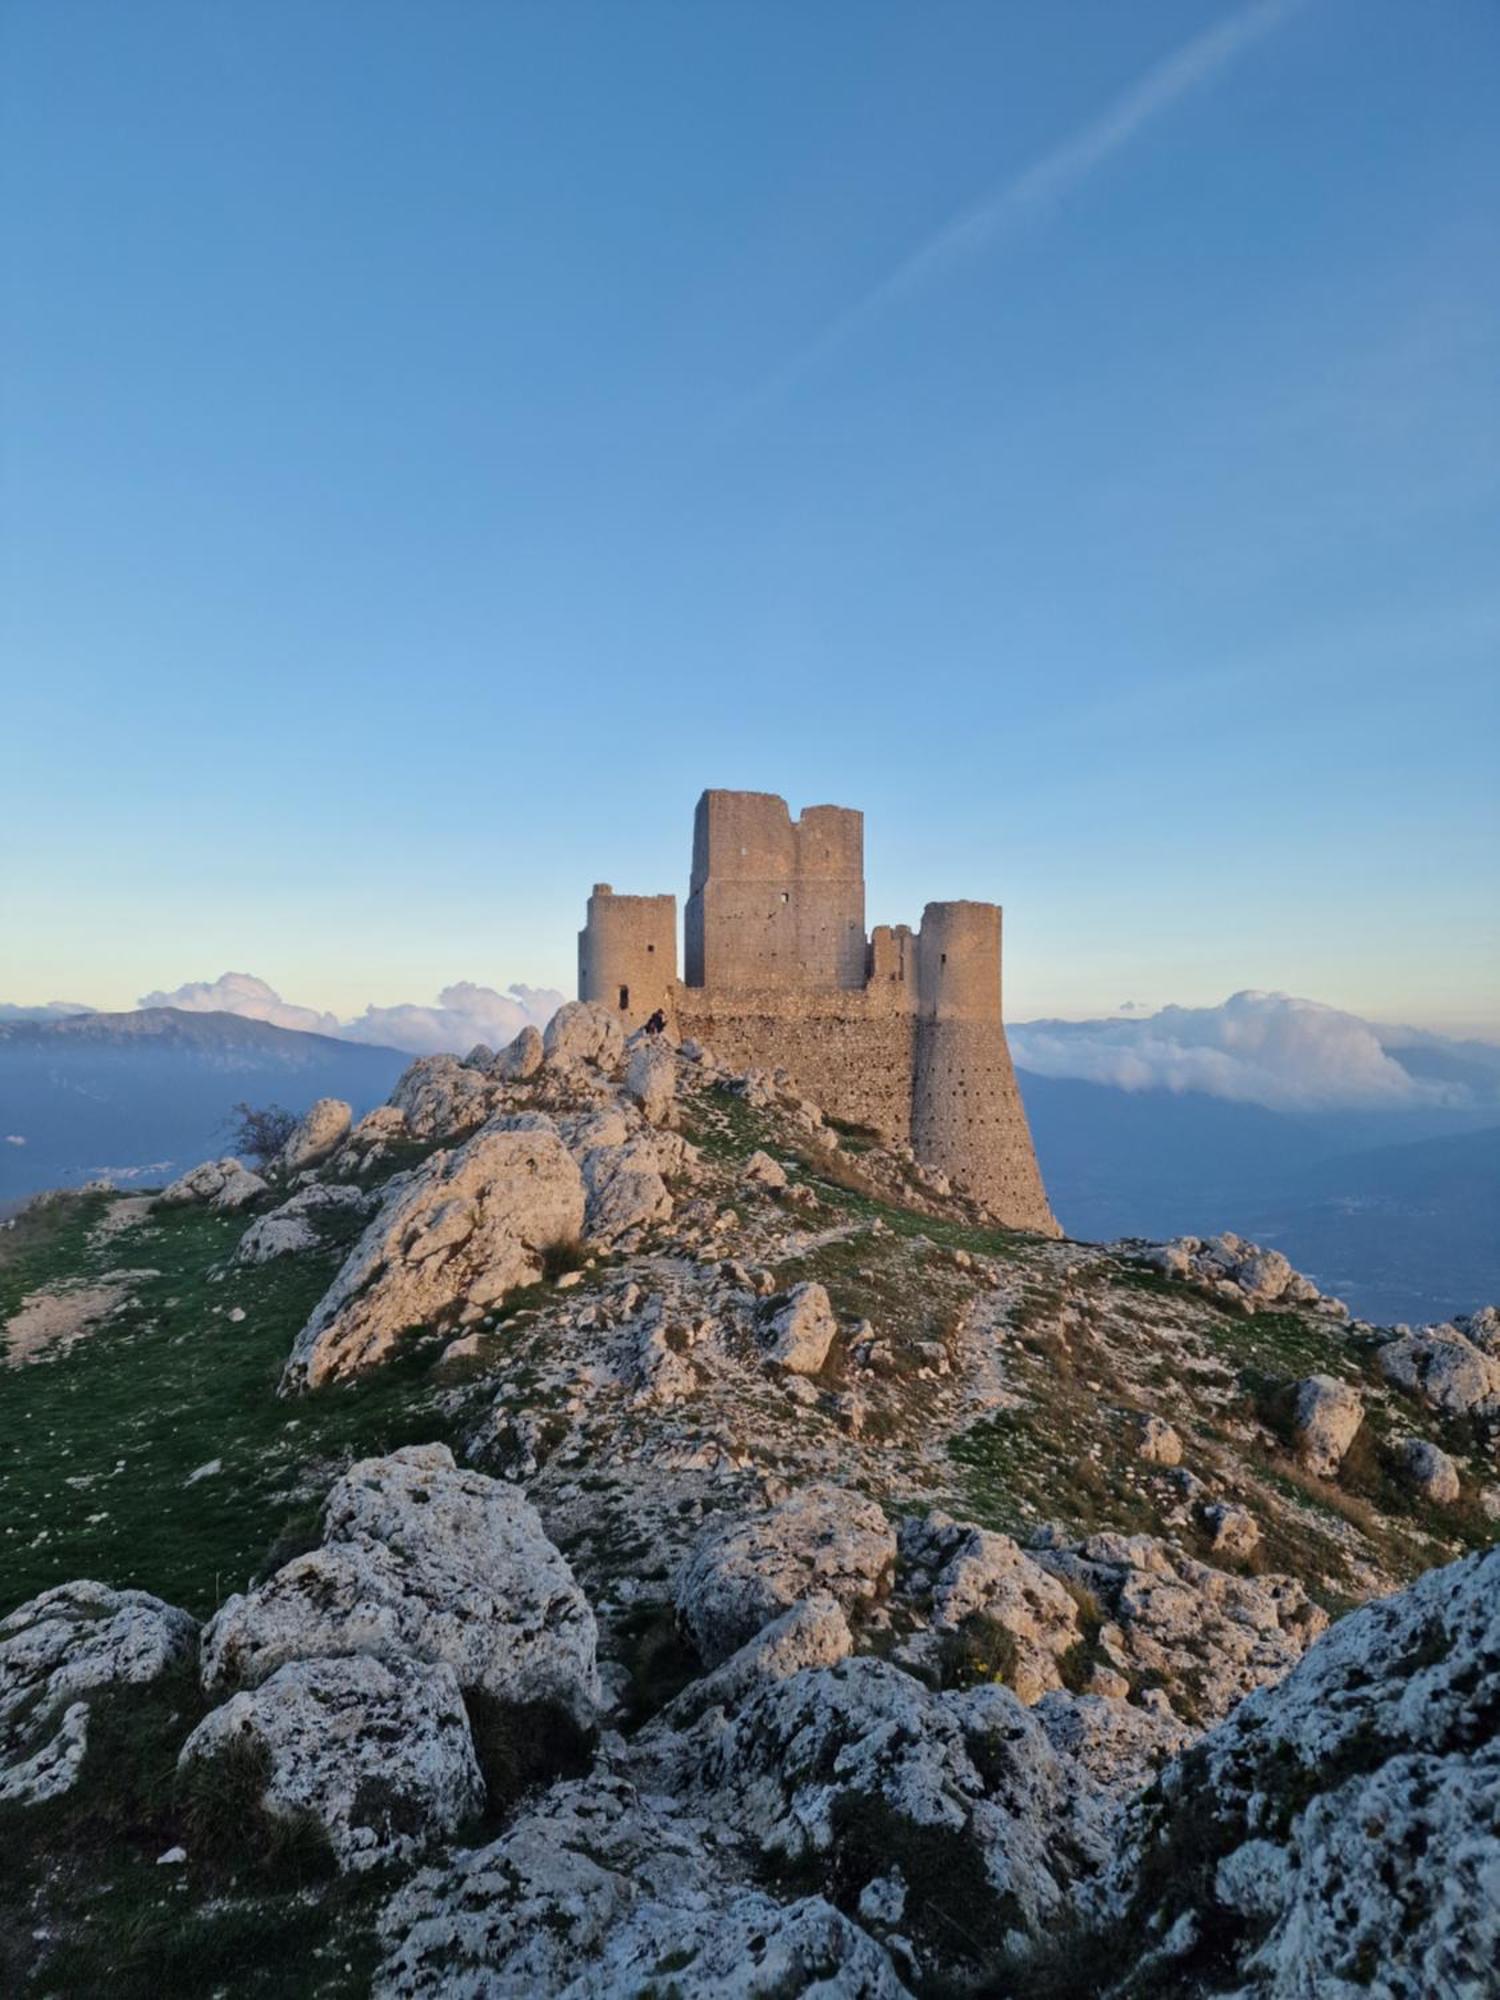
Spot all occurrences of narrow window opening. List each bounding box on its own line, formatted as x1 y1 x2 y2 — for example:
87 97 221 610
618 985 630 1011
647 942 655 953
941 952 948 966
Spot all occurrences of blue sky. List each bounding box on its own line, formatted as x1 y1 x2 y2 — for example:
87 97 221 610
3 0 1497 1032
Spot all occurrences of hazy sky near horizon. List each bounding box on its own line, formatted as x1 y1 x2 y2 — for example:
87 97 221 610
3 1 1497 1034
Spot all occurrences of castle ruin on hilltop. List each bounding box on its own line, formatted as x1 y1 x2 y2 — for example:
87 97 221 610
577 790 1058 1235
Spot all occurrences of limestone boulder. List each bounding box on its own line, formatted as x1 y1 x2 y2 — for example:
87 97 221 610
760 1281 838 1375
742 1149 789 1190
158 1157 268 1212
179 1653 483 1873
1202 1500 1261 1560
687 1657 1117 1949
897 1513 1084 1703
1291 1374 1365 1477
1378 1324 1500 1417
277 1097 351 1174
624 1036 677 1125
281 1120 585 1389
1033 1531 1326 1727
389 1056 499 1143
1397 1436 1462 1504
234 1181 365 1265
1135 1415 1182 1466
1103 1548 1500 1999
494 1024 543 1080
0 1580 197 1805
675 1483 896 1666
543 1001 626 1074
580 1137 673 1246
201 1443 601 1727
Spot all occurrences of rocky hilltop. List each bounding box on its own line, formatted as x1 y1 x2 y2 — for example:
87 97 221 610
1 1004 1495 1996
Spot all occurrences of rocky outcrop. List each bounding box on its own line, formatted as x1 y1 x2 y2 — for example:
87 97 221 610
624 1037 677 1126
895 1513 1084 1703
579 1136 673 1246
389 1056 500 1143
1141 1232 1328 1310
1099 1548 1500 1999
675 1483 897 1665
1032 1531 1326 1726
201 1444 600 1726
543 1001 625 1074
493 1024 543 1080
233 1181 366 1264
282 1121 586 1388
1378 1323 1500 1417
277 1098 351 1175
1291 1373 1365 1477
0 1581 196 1805
1396 1435 1462 1503
760 1280 838 1375
158 1157 268 1212
179 1653 483 1873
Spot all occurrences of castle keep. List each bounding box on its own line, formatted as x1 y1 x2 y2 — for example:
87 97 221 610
578 790 1058 1235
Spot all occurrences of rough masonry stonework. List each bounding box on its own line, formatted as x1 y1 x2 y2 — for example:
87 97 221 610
577 789 1058 1234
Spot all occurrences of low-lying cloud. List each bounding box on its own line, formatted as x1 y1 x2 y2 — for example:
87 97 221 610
1009 991 1477 1113
136 972 564 1057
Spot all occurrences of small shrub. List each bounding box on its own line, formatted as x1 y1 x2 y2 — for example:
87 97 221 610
462 1692 593 1818
177 1732 336 1888
541 1235 588 1281
223 1102 298 1170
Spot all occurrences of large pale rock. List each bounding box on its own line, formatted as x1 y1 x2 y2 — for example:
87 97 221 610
1142 1233 1323 1308
760 1281 838 1375
1104 1548 1500 1999
1378 1325 1500 1417
234 1181 365 1265
389 1056 499 1142
897 1513 1083 1703
201 1443 601 1726
179 1653 483 1873
282 1121 585 1389
277 1097 351 1174
624 1037 676 1125
1292 1374 1365 1477
580 1137 673 1246
1034 1531 1326 1727
690 1657 1117 1949
676 1484 896 1665
742 1149 789 1190
493 1024 543 1080
0 1580 196 1805
543 1001 626 1073
158 1157 268 1212
1397 1436 1462 1504
1135 1414 1183 1466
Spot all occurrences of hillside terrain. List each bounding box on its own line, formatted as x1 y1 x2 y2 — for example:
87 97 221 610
0 1010 1495 1995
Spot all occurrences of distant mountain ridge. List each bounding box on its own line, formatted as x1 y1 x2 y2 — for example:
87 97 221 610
0 1008 409 1204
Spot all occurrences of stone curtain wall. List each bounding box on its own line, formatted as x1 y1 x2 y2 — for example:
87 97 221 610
675 988 919 1143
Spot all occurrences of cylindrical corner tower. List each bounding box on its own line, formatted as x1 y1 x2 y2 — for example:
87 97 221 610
912 901 1059 1235
578 885 678 1031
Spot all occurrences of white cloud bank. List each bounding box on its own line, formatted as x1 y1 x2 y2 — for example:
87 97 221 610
136 972 564 1057
1008 991 1480 1113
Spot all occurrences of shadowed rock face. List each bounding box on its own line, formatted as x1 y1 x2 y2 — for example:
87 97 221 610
1089 1547 1500 2000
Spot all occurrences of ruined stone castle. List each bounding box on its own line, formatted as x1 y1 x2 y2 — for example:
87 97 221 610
578 790 1058 1235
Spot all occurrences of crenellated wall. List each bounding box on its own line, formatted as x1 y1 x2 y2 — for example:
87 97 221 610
576 791 1058 1234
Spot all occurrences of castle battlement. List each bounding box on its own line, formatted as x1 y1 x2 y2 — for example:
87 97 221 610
578 790 1058 1234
